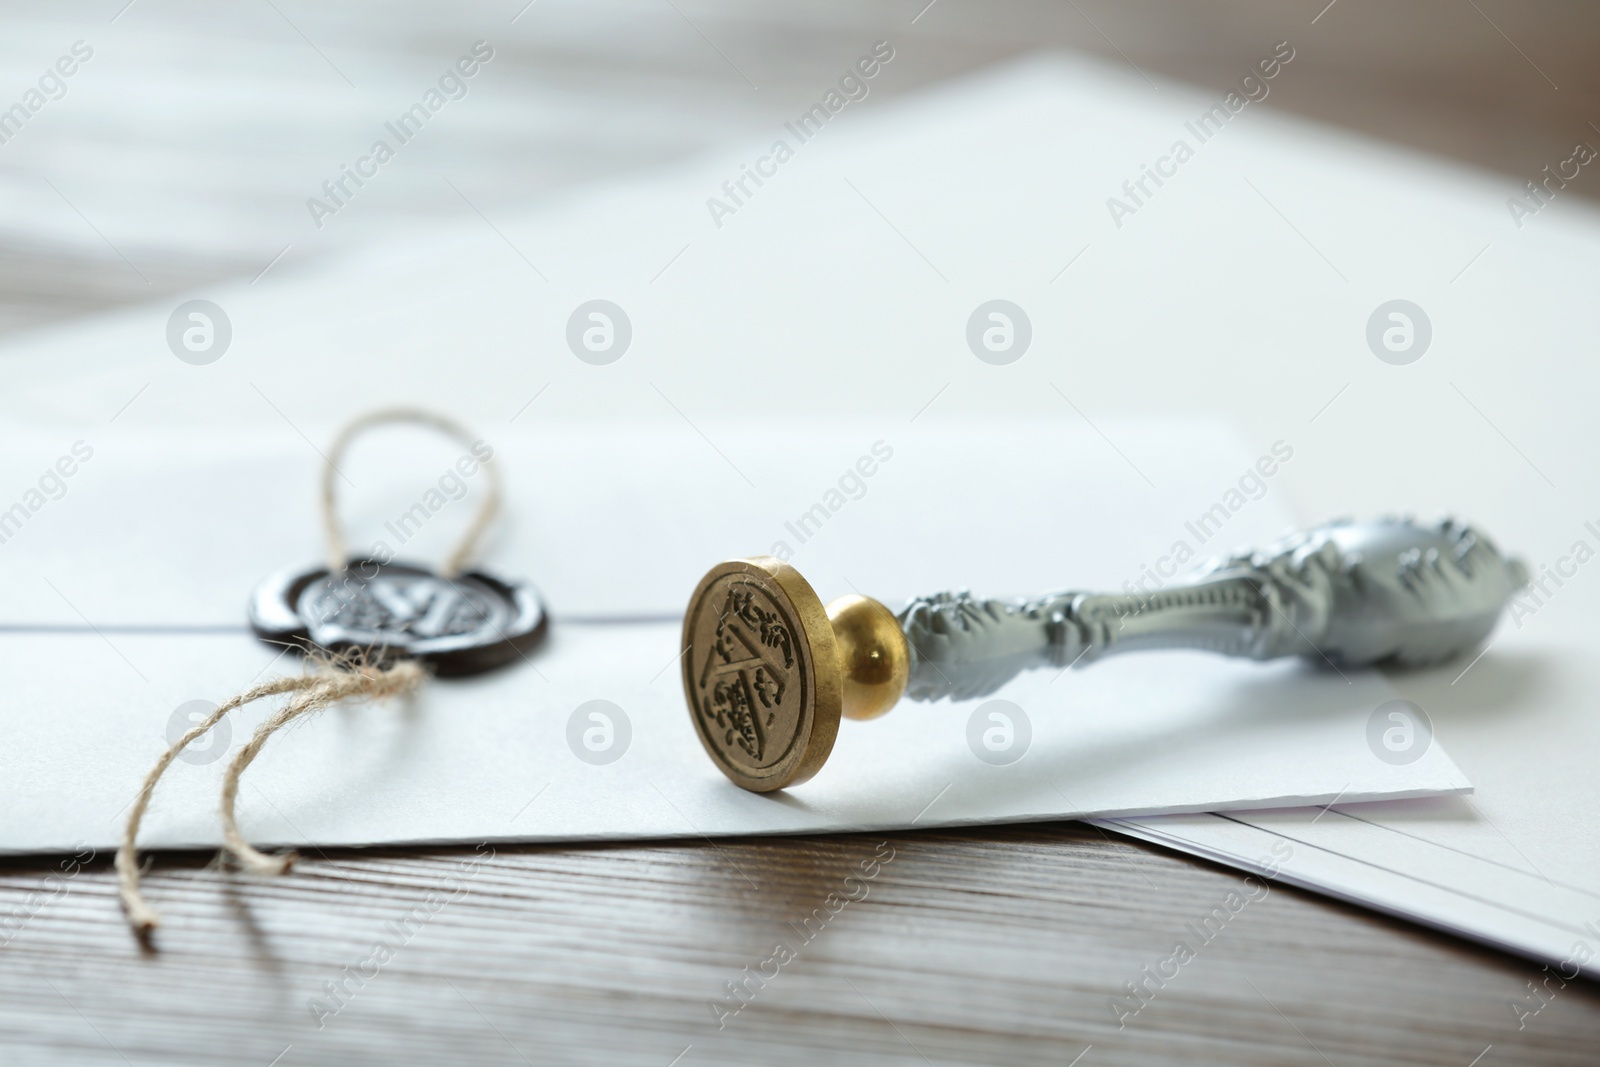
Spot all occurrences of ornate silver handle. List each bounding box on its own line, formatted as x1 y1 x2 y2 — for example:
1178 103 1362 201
898 517 1529 701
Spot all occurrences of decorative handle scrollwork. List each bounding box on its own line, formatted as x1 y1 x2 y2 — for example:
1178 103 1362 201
899 518 1528 702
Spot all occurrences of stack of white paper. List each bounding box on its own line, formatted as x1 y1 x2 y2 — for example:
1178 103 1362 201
1102 616 1600 979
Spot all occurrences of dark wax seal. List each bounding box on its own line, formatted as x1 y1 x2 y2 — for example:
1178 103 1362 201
248 559 547 677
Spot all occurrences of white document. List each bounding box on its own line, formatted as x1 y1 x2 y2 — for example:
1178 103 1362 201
1101 620 1600 980
0 421 1471 855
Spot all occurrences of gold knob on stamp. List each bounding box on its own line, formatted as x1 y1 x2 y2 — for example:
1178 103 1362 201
827 594 910 722
681 557 909 792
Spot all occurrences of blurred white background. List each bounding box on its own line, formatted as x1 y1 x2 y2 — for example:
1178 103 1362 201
2 0 1596 332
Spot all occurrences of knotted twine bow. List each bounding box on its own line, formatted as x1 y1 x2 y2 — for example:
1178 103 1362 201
117 408 501 933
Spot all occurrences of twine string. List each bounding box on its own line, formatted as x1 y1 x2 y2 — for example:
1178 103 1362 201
117 659 426 932
320 407 502 578
116 674 311 931
218 661 426 876
119 407 494 934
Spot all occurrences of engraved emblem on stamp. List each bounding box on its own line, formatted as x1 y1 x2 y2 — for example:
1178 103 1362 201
682 518 1528 792
682 558 841 792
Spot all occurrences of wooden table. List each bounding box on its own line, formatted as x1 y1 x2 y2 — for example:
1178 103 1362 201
3 2 1598 1063
5 826 1599 1065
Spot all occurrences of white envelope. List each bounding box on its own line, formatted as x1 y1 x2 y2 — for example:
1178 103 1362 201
0 421 1470 855
0 418 1312 625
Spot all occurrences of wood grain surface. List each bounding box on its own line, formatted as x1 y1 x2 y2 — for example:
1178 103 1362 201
3 827 1599 1066
3 2 1600 1064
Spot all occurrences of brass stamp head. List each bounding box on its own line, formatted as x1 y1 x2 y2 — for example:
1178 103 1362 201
681 558 908 792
